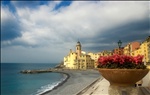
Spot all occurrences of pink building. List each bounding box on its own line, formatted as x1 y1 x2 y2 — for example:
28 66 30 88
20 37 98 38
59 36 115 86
130 41 140 52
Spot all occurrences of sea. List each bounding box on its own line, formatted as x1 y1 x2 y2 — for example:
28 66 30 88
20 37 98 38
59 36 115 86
1 63 67 95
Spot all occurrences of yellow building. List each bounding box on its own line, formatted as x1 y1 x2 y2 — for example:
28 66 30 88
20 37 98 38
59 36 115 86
87 51 113 68
131 48 141 56
147 36 150 64
87 52 100 61
101 50 113 56
124 43 131 55
131 36 150 63
64 41 94 69
124 42 140 56
87 52 101 68
143 36 150 63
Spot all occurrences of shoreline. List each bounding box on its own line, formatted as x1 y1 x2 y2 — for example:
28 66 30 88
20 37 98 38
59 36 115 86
40 71 70 95
43 69 100 95
20 68 101 95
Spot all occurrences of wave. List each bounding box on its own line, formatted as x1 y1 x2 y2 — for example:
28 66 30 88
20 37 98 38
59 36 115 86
33 74 68 95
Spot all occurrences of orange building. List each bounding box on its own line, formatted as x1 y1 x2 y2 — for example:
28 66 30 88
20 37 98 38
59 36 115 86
113 47 124 55
130 42 140 52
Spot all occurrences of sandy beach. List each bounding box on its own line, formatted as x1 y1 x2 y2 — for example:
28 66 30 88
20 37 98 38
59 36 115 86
43 69 101 95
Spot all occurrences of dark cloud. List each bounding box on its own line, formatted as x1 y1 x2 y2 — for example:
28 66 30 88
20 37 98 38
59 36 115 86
104 19 148 40
80 18 150 52
98 18 149 40
1 17 22 41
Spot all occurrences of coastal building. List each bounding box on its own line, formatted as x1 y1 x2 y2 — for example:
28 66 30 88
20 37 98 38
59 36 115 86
131 48 141 56
131 36 150 64
140 36 150 63
101 50 113 56
147 36 150 64
113 47 124 55
123 42 140 55
87 52 101 68
64 36 150 69
87 50 113 68
131 42 141 51
123 43 131 55
64 41 94 69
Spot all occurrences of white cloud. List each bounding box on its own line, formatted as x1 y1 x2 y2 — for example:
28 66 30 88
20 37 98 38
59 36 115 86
1 6 13 21
1 1 149 63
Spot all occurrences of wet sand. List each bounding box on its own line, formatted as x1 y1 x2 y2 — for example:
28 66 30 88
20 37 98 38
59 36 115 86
43 69 101 95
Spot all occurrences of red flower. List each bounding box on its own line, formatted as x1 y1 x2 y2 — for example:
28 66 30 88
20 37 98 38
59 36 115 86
97 54 145 69
133 55 144 64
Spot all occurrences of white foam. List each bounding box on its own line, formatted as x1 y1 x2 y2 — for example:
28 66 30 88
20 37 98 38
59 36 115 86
34 75 67 95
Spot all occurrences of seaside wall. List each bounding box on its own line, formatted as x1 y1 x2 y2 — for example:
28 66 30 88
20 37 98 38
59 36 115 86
142 71 150 87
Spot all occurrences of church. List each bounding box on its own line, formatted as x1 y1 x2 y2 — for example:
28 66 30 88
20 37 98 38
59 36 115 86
64 41 95 69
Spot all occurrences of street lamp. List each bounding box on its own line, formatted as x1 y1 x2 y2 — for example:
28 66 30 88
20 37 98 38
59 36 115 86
118 40 122 55
118 40 122 49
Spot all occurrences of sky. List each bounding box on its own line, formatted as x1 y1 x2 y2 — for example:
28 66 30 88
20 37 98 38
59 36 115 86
1 1 150 63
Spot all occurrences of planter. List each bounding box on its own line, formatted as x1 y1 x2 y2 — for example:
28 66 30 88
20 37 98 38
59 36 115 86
98 68 149 86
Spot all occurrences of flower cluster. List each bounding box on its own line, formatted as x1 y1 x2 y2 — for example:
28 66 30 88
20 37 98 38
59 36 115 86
97 54 146 69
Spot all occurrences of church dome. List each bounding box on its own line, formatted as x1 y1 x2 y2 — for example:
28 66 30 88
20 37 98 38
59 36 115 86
77 41 81 46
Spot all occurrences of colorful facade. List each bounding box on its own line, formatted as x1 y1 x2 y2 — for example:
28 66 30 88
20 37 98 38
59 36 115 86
87 52 101 68
113 47 124 55
124 43 131 55
147 36 150 64
64 36 150 69
64 41 94 69
131 36 150 63
123 42 140 55
101 50 113 56
140 36 150 63
87 51 113 68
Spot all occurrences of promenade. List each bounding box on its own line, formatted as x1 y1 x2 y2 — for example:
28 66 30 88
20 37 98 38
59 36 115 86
77 78 109 95
78 71 150 95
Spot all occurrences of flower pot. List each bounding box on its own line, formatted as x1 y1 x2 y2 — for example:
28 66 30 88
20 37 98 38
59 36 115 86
98 68 149 86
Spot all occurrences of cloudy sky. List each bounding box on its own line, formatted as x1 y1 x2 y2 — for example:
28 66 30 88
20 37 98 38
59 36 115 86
1 1 150 63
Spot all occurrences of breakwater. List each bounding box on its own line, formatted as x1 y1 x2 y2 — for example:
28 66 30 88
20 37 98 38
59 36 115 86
20 68 63 74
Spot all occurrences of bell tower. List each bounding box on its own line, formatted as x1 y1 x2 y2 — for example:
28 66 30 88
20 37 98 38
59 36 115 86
76 41 81 57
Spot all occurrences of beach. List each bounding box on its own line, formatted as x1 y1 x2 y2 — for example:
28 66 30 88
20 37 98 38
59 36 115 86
43 69 101 95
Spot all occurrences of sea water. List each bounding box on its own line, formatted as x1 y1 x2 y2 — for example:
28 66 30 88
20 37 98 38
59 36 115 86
1 63 66 95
